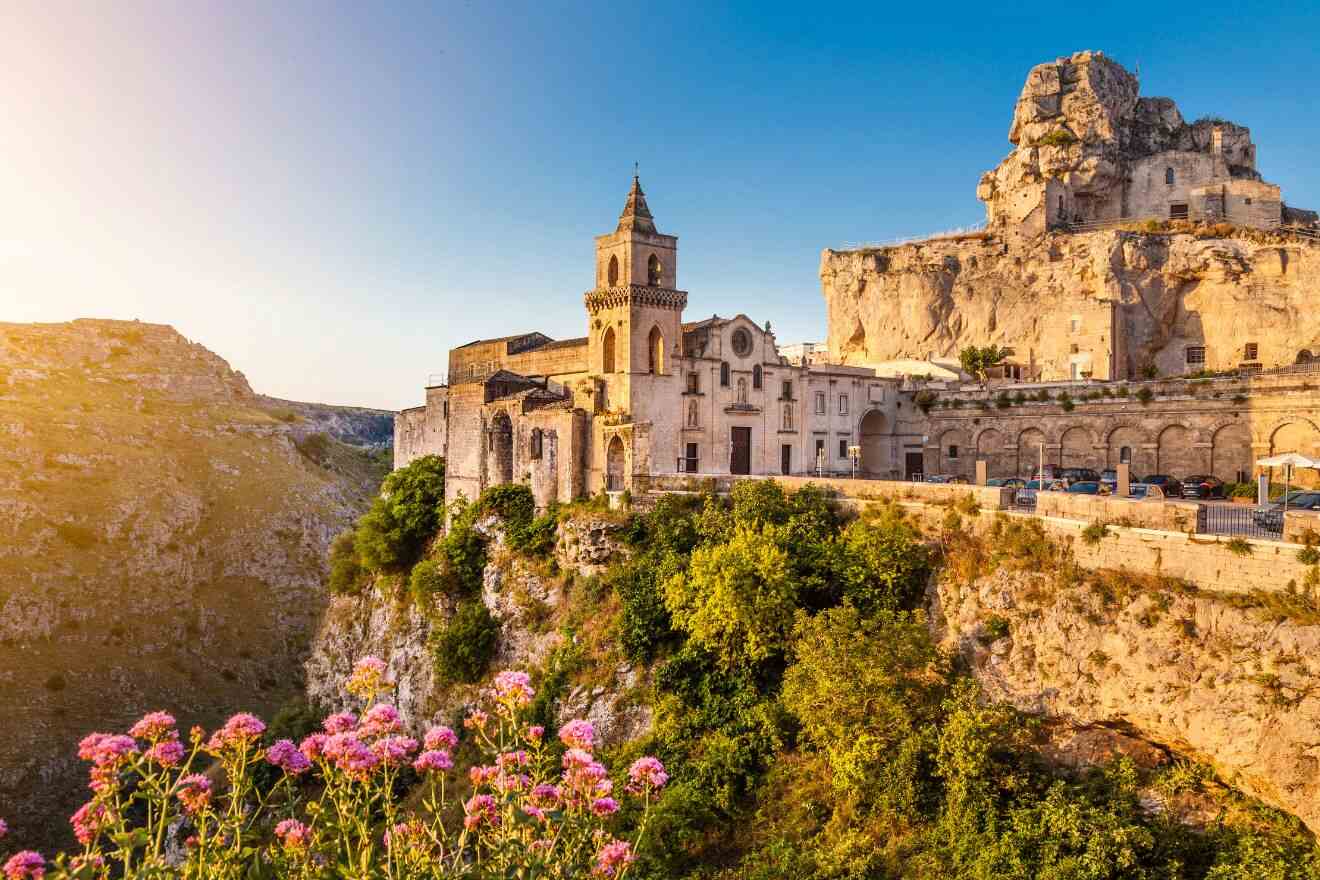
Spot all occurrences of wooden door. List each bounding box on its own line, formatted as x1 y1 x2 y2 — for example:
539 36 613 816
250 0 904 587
731 427 751 475
905 451 924 480
781 444 792 475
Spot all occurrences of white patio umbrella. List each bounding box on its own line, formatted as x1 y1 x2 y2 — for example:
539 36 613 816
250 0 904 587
1256 453 1320 511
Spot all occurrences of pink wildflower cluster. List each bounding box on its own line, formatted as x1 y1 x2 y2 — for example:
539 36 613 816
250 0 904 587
266 738 312 775
493 670 534 709
424 725 458 750
274 819 312 850
627 756 670 794
345 655 390 699
176 774 212 815
359 703 402 737
70 801 112 846
206 713 266 751
2 851 44 880
322 711 357 734
559 718 596 750
593 838 636 878
463 793 500 831
128 711 176 741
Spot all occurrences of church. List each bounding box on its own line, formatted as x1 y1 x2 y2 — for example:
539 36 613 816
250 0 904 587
394 176 919 508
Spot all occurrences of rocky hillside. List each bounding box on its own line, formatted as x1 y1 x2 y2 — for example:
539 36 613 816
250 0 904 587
932 520 1320 836
0 319 386 848
257 394 394 449
821 226 1320 379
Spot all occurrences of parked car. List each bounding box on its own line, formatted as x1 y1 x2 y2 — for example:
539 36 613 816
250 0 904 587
1252 491 1320 530
1100 468 1118 490
987 477 1026 489
1141 474 1184 496
1124 483 1153 499
925 474 969 484
1057 467 1101 486
1067 481 1104 495
1015 479 1065 506
1180 474 1227 499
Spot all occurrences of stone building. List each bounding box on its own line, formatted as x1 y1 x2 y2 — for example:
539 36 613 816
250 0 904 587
978 51 1311 236
395 177 914 506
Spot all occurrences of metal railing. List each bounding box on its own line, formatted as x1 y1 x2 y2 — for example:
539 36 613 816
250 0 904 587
1195 503 1283 540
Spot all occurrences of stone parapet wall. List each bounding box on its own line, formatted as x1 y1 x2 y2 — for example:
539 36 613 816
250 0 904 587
646 472 1013 510
1035 491 1202 533
1283 509 1320 544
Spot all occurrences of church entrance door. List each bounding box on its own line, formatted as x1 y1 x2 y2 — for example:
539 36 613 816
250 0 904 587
606 436 626 491
731 427 751 475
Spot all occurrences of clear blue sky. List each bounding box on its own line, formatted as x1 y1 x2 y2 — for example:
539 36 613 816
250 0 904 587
4 1 1318 409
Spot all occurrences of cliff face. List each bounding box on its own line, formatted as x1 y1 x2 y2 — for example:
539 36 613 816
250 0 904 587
304 515 651 746
821 229 1320 379
0 319 385 848
933 564 1320 834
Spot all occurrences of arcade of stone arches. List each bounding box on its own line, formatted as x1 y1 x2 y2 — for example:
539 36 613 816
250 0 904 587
933 417 1320 484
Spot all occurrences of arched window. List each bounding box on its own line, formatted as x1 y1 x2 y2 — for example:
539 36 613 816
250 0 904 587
607 255 619 287
602 327 616 373
719 361 730 387
1165 167 1175 186
1119 446 1132 464
1298 349 1314 365
530 428 543 459
752 364 762 389
1058 195 1065 218
647 253 662 286
648 325 664 374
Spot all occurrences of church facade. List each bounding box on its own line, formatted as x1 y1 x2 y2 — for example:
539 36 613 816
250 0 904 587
394 177 920 508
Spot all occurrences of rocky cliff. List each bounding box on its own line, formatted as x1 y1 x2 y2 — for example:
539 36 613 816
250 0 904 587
304 514 651 747
821 227 1320 379
256 395 395 449
0 319 386 848
932 556 1320 835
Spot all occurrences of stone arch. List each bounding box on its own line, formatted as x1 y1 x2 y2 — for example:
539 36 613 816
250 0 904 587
601 327 616 374
606 435 626 492
1156 424 1192 474
859 409 888 476
607 255 619 287
647 253 662 286
974 427 1009 478
647 325 664 374
1268 419 1320 487
1107 425 1149 477
1297 349 1314 364
1017 427 1047 477
1059 425 1095 470
1210 421 1252 482
938 426 970 477
490 412 513 485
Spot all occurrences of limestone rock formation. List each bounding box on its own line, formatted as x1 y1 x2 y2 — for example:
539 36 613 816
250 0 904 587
304 515 650 748
0 319 385 850
821 229 1320 379
932 565 1320 834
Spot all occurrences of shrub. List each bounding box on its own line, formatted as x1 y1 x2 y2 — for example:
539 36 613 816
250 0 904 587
294 431 332 465
407 558 446 605
1225 538 1253 557
1081 521 1110 546
980 615 1010 643
355 455 446 572
1012 391 1027 405
1034 389 1052 402
1058 391 1074 412
914 390 939 414
430 600 499 684
832 509 930 614
328 529 366 594
1035 128 1077 147
995 391 1011 409
1135 387 1155 405
1298 546 1320 566
1117 386 1130 398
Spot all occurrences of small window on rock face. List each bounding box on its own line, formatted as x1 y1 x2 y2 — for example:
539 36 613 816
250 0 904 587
1245 197 1253 205
1166 168 1175 186
1245 342 1259 361
1120 446 1132 464
949 444 959 460
1186 345 1206 365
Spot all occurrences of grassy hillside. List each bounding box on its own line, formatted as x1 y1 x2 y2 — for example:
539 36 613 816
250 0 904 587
0 319 386 850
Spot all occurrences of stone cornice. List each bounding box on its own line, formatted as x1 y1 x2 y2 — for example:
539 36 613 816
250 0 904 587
583 285 688 315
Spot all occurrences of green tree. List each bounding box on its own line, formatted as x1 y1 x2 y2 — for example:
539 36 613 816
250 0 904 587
663 524 796 668
354 454 446 571
959 345 1010 385
831 505 930 613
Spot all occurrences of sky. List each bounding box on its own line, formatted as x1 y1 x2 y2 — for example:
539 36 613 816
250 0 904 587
2 2 1318 410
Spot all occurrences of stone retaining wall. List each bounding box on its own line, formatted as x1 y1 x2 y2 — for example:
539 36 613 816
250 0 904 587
646 473 1012 510
1035 491 1202 533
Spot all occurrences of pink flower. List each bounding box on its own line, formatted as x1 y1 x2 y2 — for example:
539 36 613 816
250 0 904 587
497 750 529 771
266 739 312 775
593 839 635 878
468 764 499 786
176 775 212 814
463 709 488 730
462 794 499 831
3 851 45 880
68 856 104 874
562 748 595 769
493 772 530 795
358 704 401 737
558 719 595 751
423 725 458 751
627 756 669 793
522 804 547 822
412 750 453 773
0 818 8 838
299 733 328 761
493 670 534 707
322 712 357 735
371 735 418 766
530 783 561 808
346 656 390 698
324 733 378 777
129 711 177 742
591 797 620 816
69 802 110 846
383 820 426 849
207 713 266 751
526 725 545 743
77 733 138 767
146 738 185 768
274 819 312 849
